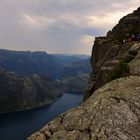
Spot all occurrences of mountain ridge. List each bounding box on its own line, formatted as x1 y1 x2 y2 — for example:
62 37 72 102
0 68 66 114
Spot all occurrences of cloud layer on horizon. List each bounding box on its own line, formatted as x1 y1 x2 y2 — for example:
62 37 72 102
0 0 139 54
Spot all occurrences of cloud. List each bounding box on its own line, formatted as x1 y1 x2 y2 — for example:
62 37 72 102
0 0 139 54
22 14 55 28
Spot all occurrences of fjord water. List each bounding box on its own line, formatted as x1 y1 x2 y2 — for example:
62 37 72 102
0 93 83 140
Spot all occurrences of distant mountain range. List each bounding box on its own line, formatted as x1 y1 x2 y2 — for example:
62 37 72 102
0 49 90 79
61 58 91 78
0 49 91 113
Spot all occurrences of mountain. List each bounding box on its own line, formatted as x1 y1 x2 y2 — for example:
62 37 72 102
0 49 58 78
0 50 90 112
0 49 90 79
27 7 140 140
0 68 65 113
61 74 89 93
52 54 90 78
60 58 91 93
60 58 91 78
0 50 91 113
52 54 90 66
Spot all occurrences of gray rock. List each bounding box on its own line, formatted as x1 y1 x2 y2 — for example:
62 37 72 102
27 76 140 140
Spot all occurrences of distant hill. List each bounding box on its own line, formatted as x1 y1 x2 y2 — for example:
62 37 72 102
0 49 90 79
52 54 90 66
0 68 66 113
60 58 91 78
59 58 91 93
61 73 89 93
52 54 90 78
0 49 58 78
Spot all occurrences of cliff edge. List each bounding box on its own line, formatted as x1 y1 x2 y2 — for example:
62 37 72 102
27 7 140 140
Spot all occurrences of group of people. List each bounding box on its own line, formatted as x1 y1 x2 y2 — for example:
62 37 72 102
123 33 140 43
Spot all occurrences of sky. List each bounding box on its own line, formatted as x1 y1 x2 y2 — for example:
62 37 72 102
0 0 139 55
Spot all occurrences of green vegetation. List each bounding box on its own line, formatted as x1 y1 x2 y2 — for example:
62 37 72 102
111 60 130 80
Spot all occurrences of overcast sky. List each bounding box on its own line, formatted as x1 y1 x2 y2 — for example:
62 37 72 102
0 0 139 55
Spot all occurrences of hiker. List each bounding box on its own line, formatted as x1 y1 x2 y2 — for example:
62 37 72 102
123 38 126 43
128 37 132 43
132 34 136 41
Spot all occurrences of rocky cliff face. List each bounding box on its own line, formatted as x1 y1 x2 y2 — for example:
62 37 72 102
27 7 140 140
84 7 140 100
0 69 65 113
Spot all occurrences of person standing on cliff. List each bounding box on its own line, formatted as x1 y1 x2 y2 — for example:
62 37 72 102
128 37 132 43
123 38 126 43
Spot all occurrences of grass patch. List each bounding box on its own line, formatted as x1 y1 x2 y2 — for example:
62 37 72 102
111 60 130 80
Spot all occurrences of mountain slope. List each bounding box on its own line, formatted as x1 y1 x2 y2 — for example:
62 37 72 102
0 49 90 79
61 58 91 78
0 69 65 113
0 49 58 78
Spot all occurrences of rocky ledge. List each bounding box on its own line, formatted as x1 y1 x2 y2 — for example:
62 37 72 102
27 76 140 140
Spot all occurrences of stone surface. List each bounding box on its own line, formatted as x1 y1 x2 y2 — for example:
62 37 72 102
129 43 140 76
27 76 140 140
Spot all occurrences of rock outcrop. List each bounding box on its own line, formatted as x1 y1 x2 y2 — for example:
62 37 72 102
84 7 140 100
107 7 140 43
0 69 65 113
27 7 140 140
27 76 140 140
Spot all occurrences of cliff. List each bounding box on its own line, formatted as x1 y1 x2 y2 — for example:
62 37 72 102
27 76 140 140
84 7 140 100
0 69 65 113
27 7 140 140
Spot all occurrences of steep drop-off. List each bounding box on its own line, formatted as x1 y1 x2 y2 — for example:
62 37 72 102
0 69 65 113
27 7 140 140
84 7 140 100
